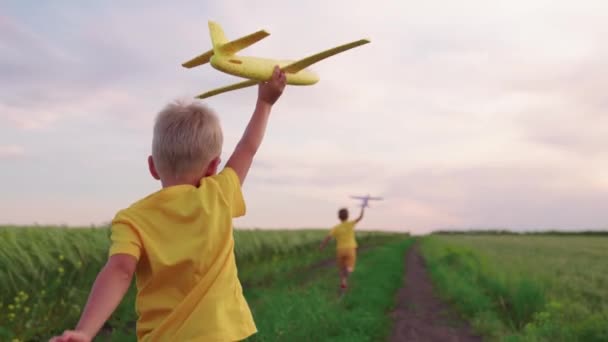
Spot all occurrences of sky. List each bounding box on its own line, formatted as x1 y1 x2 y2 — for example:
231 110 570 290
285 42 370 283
1 0 607 233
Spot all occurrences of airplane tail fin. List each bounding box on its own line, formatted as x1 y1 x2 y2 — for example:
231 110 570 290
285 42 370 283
182 21 270 68
210 21 269 56
209 21 228 53
181 20 224 68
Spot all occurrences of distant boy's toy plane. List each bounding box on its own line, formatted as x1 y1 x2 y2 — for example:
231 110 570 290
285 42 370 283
182 21 370 99
351 194 383 208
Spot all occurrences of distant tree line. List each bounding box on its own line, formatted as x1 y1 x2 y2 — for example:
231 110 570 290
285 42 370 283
431 229 608 236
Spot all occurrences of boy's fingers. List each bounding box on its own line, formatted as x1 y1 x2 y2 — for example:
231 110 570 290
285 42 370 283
58 331 88 342
49 332 67 342
275 70 286 86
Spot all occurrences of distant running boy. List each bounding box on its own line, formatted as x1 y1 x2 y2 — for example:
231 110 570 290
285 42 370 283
50 66 287 342
319 206 364 289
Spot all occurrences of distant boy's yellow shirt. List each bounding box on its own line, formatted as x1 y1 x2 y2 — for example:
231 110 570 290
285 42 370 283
108 167 256 341
330 221 358 249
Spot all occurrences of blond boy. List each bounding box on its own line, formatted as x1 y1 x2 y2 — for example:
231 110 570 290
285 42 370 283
50 67 287 342
319 206 364 289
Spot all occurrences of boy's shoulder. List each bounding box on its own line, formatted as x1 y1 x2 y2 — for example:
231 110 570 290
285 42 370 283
199 167 242 205
127 167 240 207
346 220 358 228
115 167 244 223
333 220 354 229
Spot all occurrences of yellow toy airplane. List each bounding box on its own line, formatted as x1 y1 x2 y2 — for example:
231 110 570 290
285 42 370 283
182 21 370 99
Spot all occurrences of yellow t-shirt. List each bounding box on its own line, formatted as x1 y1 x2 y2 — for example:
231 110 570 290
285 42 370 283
108 167 256 342
329 220 358 249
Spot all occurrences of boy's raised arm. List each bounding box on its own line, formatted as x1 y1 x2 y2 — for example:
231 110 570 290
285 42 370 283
226 66 286 185
49 254 137 342
355 206 365 223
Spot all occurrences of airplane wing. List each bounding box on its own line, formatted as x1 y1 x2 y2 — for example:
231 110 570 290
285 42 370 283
350 196 366 199
281 39 370 74
369 197 383 200
220 30 270 55
196 79 258 99
182 49 215 68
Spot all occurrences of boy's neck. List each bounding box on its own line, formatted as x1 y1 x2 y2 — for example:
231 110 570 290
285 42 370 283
160 175 201 188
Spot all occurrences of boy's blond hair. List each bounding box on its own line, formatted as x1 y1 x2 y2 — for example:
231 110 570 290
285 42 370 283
152 99 223 179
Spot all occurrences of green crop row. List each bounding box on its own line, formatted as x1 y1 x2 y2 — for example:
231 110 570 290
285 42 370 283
0 226 400 341
420 235 608 341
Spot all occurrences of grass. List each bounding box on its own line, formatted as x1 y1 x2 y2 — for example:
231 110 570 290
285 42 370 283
0 225 405 341
244 237 415 342
420 234 608 341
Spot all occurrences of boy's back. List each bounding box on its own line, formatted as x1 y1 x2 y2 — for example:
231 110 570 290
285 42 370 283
329 221 358 249
110 167 254 341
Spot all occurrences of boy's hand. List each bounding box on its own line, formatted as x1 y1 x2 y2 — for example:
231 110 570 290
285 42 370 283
48 255 136 342
49 330 91 342
258 66 286 105
320 236 332 250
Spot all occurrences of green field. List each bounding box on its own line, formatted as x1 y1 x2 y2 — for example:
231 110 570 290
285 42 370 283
420 234 608 341
2 227 607 341
0 226 410 341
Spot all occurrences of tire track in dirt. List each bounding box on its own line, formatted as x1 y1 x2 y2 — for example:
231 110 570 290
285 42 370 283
390 244 483 342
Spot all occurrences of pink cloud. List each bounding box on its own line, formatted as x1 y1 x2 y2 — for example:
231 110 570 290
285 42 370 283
0 145 25 159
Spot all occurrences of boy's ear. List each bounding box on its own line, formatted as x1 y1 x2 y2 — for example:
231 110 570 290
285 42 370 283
205 156 221 177
148 155 161 180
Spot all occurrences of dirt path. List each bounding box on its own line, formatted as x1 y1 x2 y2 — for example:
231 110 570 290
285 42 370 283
390 244 483 342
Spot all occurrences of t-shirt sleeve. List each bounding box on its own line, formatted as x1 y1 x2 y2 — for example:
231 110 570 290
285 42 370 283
109 214 143 260
329 227 336 237
213 167 246 218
